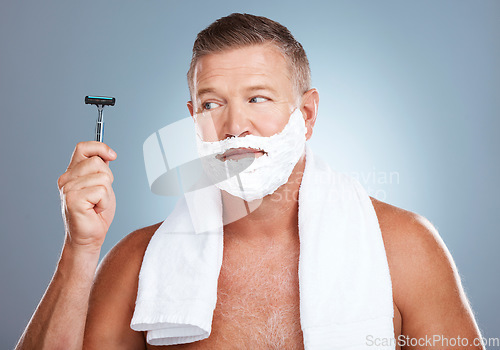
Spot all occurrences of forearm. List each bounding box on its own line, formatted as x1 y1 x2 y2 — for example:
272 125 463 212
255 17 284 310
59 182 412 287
15 241 100 350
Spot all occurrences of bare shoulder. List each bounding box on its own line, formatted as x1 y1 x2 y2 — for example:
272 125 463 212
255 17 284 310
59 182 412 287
370 198 482 342
97 221 162 274
369 197 445 264
369 198 444 311
370 197 458 304
83 222 163 350
92 221 162 294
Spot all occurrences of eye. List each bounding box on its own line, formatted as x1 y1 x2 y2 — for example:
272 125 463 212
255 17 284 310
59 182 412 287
249 96 269 103
203 102 221 110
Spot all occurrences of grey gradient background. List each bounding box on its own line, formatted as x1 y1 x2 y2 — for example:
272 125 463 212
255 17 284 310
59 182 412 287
1 0 499 347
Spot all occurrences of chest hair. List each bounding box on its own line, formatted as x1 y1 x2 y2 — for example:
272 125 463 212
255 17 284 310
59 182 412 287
212 238 304 349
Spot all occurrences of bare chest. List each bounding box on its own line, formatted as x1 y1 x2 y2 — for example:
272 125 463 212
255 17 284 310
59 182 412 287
148 238 304 350
145 236 402 350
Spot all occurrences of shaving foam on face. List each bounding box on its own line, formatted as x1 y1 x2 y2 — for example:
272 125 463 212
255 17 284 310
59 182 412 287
195 108 307 201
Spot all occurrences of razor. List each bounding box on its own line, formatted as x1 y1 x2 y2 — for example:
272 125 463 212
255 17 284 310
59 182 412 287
85 96 116 142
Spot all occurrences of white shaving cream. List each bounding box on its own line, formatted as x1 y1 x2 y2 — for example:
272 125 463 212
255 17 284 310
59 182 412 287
195 108 307 201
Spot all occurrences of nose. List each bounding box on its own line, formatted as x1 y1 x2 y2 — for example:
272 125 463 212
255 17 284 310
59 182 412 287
222 104 251 139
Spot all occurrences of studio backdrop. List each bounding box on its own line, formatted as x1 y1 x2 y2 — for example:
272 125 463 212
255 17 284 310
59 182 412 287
1 0 499 347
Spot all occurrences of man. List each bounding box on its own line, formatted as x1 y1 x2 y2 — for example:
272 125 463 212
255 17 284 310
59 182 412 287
16 13 483 349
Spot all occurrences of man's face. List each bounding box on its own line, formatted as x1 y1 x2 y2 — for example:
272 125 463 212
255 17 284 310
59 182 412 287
188 44 300 145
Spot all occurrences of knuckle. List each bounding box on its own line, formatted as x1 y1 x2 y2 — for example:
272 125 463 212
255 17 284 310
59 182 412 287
97 184 108 196
92 155 103 165
85 156 100 170
63 189 76 203
98 173 111 184
57 174 65 188
106 173 114 185
105 170 114 183
61 183 72 195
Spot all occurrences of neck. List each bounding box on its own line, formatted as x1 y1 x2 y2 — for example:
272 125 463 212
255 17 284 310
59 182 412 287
222 153 306 243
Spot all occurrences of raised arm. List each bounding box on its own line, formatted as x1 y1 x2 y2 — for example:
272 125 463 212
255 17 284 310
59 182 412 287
15 141 117 350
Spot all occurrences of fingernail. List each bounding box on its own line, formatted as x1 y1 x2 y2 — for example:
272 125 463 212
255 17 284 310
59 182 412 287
109 149 117 158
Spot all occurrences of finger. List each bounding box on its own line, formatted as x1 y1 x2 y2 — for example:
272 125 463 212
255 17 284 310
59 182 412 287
71 156 114 182
59 156 114 188
65 184 113 214
83 185 114 215
68 141 117 170
62 173 113 193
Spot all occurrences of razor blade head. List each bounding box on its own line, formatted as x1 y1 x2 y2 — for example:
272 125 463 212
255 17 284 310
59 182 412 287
85 96 116 106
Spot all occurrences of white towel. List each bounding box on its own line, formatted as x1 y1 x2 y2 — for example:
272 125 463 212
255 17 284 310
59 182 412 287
131 145 395 349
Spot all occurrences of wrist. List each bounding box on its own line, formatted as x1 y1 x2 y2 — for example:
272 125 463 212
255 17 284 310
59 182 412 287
57 240 101 282
63 236 102 256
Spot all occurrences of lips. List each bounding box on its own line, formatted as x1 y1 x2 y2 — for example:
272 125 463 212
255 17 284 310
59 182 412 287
216 147 266 161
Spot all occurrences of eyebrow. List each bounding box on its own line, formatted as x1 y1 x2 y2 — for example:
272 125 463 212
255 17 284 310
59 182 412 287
196 85 278 99
245 85 278 95
196 87 217 98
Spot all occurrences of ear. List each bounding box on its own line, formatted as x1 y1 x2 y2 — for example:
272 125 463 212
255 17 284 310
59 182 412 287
187 101 194 120
300 88 319 141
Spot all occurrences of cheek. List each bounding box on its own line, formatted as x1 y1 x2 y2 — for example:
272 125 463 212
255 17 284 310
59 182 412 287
253 114 288 136
248 104 291 137
194 112 221 142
